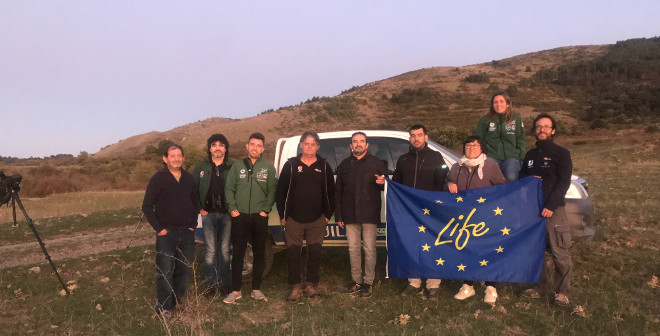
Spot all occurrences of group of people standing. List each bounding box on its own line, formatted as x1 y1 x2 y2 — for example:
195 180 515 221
141 91 576 318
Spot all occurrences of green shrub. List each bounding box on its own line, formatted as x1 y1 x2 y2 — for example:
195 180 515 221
465 72 490 83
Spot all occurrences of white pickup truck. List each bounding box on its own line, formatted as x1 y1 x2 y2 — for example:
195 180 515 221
198 130 595 280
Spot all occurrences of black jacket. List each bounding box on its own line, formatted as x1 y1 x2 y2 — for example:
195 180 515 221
335 152 386 224
276 155 335 222
142 167 199 233
521 140 572 211
392 144 449 191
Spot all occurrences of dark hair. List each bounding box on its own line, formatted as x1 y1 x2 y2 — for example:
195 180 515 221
299 131 320 144
206 133 230 159
462 135 486 155
409 124 427 135
351 131 367 142
163 144 184 157
487 92 514 122
532 113 558 136
249 132 265 144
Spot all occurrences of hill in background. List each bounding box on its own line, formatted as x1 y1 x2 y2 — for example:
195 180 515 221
3 37 659 197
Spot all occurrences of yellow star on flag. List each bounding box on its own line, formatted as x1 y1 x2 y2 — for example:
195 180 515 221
436 258 445 266
456 196 463 202
435 200 443 204
418 225 426 233
422 244 430 251
493 206 503 215
480 259 489 266
495 246 504 253
422 208 430 215
501 227 510 235
457 264 466 271
477 197 486 203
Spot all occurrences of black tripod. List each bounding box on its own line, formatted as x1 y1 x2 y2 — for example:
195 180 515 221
1 173 70 295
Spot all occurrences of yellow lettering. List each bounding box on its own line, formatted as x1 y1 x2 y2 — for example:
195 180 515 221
435 218 454 246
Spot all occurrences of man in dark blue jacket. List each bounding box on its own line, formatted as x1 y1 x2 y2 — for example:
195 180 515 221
521 113 573 306
142 145 198 317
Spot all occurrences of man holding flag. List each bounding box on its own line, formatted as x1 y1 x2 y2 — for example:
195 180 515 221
391 124 449 299
521 113 574 306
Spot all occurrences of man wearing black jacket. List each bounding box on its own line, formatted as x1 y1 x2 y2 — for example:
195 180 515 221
276 131 335 302
335 132 386 298
392 124 449 299
521 113 574 306
142 145 199 317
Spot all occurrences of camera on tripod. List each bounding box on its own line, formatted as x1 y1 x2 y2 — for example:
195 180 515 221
0 171 22 206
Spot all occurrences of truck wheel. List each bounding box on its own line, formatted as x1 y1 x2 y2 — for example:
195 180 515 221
241 240 274 283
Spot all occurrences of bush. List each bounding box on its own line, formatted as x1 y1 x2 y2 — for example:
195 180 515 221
590 118 610 129
465 72 490 83
323 96 357 120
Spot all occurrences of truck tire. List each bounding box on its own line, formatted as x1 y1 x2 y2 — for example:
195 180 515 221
242 240 274 283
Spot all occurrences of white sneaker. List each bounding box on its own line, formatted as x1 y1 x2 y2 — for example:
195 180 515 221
223 291 242 304
454 284 475 300
484 286 498 303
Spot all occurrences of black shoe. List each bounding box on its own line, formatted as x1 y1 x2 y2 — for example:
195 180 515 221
203 286 218 298
360 284 373 298
401 285 423 296
219 284 232 296
343 281 363 294
427 288 440 300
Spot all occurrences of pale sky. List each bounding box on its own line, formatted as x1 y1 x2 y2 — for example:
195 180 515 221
1 1 658 158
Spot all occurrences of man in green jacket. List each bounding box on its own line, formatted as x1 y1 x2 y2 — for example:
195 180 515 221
222 132 277 303
192 134 233 297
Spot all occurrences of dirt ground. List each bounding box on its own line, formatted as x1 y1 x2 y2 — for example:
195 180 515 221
0 223 154 269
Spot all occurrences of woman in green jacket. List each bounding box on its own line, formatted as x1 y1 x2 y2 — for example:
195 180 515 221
474 92 525 182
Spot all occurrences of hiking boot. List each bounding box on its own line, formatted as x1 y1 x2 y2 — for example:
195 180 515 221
360 284 373 298
484 286 498 303
454 284 475 300
427 288 441 300
251 289 267 301
305 285 320 299
554 293 570 306
522 288 542 299
401 285 423 296
222 291 242 304
343 281 363 294
287 284 303 302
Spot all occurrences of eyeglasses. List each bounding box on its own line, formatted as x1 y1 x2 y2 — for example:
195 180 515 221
535 125 553 130
465 144 481 149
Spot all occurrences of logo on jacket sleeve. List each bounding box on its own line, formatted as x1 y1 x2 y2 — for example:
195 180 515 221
527 160 534 168
200 171 205 178
239 168 247 179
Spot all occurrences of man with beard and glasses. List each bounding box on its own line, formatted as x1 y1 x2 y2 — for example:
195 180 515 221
193 134 233 297
335 132 386 298
521 113 574 306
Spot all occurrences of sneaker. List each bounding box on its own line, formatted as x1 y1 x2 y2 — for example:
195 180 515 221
484 286 498 303
401 285 423 296
343 281 363 294
454 284 475 300
360 284 373 298
251 290 266 300
305 285 320 299
522 288 542 299
427 288 440 300
287 284 303 302
554 293 570 306
223 291 242 304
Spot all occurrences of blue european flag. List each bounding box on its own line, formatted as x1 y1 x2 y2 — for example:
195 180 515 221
386 177 545 283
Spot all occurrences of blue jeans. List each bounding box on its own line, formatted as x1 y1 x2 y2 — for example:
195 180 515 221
490 157 520 182
202 212 232 287
155 229 195 312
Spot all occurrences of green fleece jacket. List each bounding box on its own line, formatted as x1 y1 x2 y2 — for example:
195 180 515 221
474 113 526 162
192 157 233 210
224 157 277 214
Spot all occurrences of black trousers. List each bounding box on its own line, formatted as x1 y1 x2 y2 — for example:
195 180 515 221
230 213 268 292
